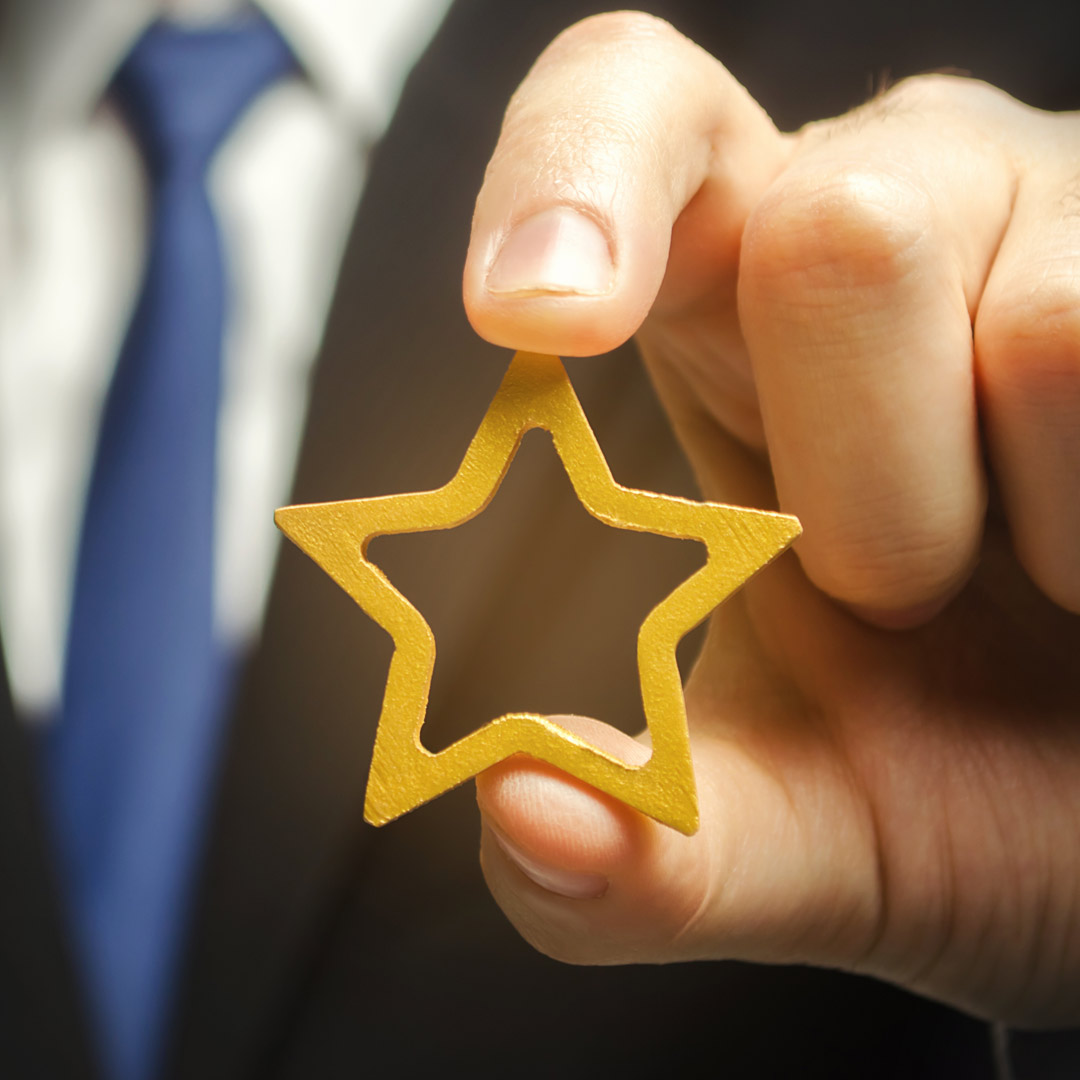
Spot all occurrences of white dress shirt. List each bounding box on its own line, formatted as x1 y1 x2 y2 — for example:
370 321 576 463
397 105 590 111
0 0 452 715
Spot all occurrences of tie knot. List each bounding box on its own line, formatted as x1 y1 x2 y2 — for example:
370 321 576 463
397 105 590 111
111 14 296 178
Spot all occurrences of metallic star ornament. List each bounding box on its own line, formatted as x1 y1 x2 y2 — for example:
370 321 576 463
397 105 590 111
275 352 800 834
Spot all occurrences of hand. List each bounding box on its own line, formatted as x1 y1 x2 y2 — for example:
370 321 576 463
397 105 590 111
462 12 1080 1025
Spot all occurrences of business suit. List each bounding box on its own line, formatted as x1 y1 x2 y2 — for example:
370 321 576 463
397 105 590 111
4 0 1078 1076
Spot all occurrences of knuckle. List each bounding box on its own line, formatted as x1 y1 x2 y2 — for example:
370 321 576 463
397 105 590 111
804 500 980 610
840 73 1027 135
885 72 966 106
980 268 1080 396
880 72 993 114
741 166 934 300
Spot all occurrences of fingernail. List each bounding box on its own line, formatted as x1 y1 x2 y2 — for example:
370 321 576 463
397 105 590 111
490 828 608 900
487 207 614 297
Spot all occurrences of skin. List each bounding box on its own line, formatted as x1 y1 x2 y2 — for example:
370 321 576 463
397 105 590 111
462 13 1080 1026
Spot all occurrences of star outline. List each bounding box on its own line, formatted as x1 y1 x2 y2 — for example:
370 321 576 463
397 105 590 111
275 351 801 834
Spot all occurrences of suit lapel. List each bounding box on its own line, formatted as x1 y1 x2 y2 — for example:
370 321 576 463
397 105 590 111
0 661 99 1080
165 4 528 1076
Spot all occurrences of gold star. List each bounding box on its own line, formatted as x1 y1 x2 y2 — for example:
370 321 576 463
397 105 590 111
275 352 800 835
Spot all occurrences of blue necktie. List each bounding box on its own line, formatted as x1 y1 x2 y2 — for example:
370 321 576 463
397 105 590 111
42 17 294 1080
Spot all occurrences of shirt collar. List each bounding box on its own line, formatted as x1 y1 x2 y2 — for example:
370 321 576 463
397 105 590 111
262 0 453 135
0 0 452 156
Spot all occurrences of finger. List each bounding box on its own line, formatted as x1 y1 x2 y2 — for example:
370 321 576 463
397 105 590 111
737 78 1017 623
463 12 786 357
475 709 881 968
975 115 1080 613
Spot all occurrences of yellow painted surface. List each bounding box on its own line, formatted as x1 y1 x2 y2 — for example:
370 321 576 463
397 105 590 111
276 352 800 834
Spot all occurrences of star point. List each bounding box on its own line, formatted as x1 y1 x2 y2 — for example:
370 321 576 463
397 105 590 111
276 352 800 834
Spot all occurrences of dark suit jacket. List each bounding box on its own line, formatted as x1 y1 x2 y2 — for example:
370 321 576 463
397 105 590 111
5 1 1079 1077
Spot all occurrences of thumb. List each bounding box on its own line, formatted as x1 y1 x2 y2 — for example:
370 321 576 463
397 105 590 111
463 12 786 358
475 710 882 970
